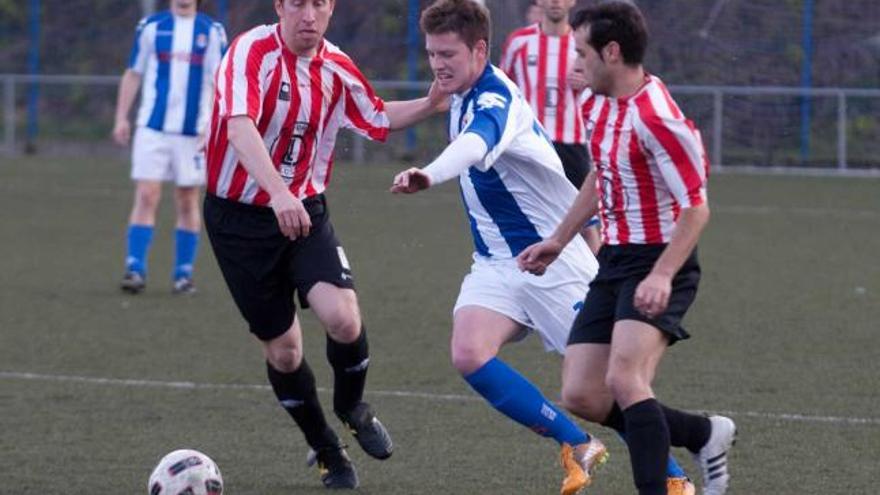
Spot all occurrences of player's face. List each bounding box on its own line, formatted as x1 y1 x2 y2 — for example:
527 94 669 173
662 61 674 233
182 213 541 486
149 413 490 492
172 0 198 11
276 0 335 55
575 25 611 95
538 0 575 23
425 32 488 94
525 5 543 25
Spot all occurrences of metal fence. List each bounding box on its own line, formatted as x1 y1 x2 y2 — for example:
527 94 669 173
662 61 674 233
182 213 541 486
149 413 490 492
2 74 879 175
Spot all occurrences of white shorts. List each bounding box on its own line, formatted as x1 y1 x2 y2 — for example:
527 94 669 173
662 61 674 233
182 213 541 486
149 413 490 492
453 243 598 354
131 127 205 187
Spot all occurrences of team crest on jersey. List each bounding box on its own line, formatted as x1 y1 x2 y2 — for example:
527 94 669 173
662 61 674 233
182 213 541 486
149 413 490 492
279 82 291 101
527 54 538 66
476 92 507 111
196 33 208 49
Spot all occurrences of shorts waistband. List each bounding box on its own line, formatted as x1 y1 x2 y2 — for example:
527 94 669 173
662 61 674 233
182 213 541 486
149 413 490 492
206 193 326 217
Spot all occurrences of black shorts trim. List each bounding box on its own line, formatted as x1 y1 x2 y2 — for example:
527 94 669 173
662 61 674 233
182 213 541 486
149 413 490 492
204 194 355 341
568 244 701 346
553 142 590 189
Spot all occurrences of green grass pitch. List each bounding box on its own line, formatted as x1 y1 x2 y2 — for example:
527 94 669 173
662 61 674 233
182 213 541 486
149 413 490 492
0 155 878 494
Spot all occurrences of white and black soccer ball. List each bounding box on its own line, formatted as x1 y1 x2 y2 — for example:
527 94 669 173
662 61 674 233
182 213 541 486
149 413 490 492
148 449 223 495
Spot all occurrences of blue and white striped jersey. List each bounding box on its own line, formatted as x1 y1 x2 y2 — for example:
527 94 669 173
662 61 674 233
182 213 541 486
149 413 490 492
450 64 591 260
128 11 227 136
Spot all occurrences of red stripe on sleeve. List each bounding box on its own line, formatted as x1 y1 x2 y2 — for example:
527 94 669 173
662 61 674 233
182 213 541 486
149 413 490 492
635 91 705 207
243 36 278 120
223 36 240 116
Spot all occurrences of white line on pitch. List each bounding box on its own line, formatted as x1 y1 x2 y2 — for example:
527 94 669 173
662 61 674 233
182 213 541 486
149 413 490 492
2 371 878 427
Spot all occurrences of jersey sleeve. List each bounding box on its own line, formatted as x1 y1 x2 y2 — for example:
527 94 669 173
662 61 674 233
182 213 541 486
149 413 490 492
462 84 517 169
339 65 389 142
214 32 273 123
637 112 709 208
127 17 152 74
499 34 517 77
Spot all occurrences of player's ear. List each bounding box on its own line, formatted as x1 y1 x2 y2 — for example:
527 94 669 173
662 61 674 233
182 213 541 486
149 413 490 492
474 39 489 59
603 41 620 64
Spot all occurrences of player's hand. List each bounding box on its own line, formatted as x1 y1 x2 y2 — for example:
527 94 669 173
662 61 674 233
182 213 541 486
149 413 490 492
112 119 131 146
270 191 311 240
390 168 432 194
427 79 451 113
516 239 564 276
633 272 672 319
567 68 589 93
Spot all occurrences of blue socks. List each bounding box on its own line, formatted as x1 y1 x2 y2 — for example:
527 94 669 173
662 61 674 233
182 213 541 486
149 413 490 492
173 228 199 280
464 357 589 446
126 224 154 275
126 226 199 280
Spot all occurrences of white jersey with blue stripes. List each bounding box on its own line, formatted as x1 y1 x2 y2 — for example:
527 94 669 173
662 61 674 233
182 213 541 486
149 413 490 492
450 64 591 261
129 11 227 136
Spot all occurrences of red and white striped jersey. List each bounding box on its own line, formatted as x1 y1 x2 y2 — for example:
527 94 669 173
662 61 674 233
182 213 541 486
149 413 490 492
580 75 709 245
206 24 388 205
500 24 584 145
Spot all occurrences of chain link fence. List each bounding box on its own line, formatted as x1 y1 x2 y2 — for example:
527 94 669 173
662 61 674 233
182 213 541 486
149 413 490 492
1 0 878 171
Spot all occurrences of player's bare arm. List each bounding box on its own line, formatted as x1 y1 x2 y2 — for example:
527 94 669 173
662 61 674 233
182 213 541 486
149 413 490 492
112 69 142 146
517 169 600 274
634 203 710 317
227 116 311 239
385 80 451 130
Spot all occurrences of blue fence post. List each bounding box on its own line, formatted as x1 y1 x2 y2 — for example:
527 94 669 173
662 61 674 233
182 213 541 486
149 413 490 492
405 0 419 159
26 0 40 153
217 0 228 29
799 0 814 165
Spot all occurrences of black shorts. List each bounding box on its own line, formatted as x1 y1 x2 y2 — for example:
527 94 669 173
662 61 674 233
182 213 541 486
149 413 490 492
553 142 590 189
568 244 701 346
204 194 355 341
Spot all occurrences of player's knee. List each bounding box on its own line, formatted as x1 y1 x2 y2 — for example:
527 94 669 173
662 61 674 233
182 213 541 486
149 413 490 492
561 384 601 421
605 368 648 405
450 341 492 375
265 341 303 373
135 187 161 212
324 313 361 344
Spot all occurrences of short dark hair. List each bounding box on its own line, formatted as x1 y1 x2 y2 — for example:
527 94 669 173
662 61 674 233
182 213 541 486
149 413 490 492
420 0 492 50
571 2 648 65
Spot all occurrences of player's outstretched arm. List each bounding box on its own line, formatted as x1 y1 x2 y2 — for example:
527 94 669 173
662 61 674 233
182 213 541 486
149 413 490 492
227 116 311 239
518 170 600 275
385 80 450 130
112 69 142 146
389 132 488 194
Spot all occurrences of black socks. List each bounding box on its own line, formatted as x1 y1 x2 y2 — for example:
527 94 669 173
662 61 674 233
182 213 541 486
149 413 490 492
326 327 370 415
267 359 339 450
623 398 670 495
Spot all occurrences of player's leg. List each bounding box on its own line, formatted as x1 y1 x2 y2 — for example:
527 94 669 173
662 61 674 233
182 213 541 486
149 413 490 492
517 256 610 494
605 319 671 495
293 199 392 461
122 128 172 292
561 342 691 492
121 180 161 293
203 194 355 489
170 134 205 293
451 306 592 447
171 186 200 293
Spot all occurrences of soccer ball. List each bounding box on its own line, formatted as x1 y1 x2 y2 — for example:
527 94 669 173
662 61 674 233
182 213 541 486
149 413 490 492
147 449 223 495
